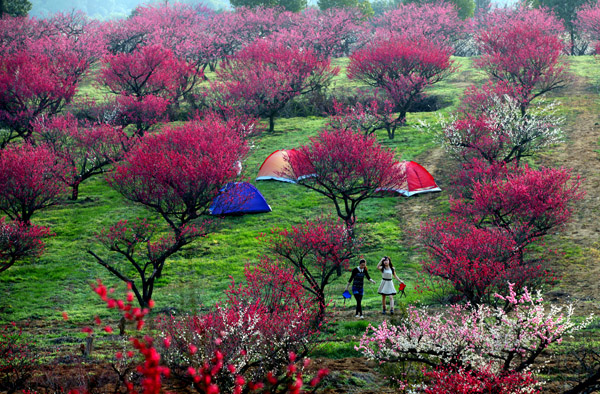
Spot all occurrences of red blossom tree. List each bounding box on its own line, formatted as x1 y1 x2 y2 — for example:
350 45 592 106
475 7 570 115
34 114 133 200
419 165 584 305
347 35 454 139
289 127 405 230
68 94 170 136
577 3 600 44
372 2 471 51
0 39 84 146
419 216 550 305
98 44 199 100
0 217 52 275
89 116 248 307
0 143 73 225
424 365 540 394
0 15 102 147
211 39 338 133
158 259 322 391
79 279 328 394
92 219 205 308
98 43 201 134
327 98 397 137
261 215 360 320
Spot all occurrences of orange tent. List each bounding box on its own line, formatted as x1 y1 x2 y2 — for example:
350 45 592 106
256 149 314 183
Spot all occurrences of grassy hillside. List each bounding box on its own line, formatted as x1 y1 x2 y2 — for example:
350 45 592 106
0 57 484 324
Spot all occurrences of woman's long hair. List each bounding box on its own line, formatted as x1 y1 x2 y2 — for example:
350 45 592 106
379 257 394 272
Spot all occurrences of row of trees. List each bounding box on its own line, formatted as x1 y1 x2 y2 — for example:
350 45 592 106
354 4 600 392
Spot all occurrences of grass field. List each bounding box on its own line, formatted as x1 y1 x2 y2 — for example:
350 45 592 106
1 56 486 325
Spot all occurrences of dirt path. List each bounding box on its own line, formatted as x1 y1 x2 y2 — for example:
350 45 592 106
538 76 600 315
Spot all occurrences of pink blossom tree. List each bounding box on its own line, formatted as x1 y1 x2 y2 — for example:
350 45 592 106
77 279 328 394
0 15 103 146
0 217 51 275
419 165 583 304
33 114 133 200
372 2 471 51
348 35 455 139
211 39 338 133
261 215 360 320
326 98 397 137
357 283 592 391
577 2 600 50
158 259 323 391
289 127 405 230
270 8 367 58
475 7 569 115
0 143 73 225
89 116 248 307
98 43 201 132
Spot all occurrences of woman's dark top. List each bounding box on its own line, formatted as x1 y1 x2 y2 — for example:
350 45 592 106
348 267 372 289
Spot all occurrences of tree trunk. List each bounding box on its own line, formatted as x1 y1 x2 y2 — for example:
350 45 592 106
84 335 94 357
269 114 275 133
70 183 80 201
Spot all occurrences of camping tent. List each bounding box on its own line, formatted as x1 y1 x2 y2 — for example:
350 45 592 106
378 161 441 197
209 182 272 215
256 149 314 183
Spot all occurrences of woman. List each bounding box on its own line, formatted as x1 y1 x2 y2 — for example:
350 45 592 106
345 259 376 319
377 256 403 315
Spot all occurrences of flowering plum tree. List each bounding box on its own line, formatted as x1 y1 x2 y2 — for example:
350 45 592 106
440 95 565 166
475 7 569 115
357 283 592 391
0 143 72 225
261 215 360 320
89 116 248 307
159 259 323 391
270 8 367 58
98 43 201 122
348 35 454 139
0 322 34 393
0 217 51 275
577 2 600 50
0 39 85 146
212 39 338 133
34 114 133 200
372 2 470 49
424 365 540 393
533 0 595 56
289 127 405 230
419 165 583 304
0 15 103 146
76 277 328 394
327 98 397 137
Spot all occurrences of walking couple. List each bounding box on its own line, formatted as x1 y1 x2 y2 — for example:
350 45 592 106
345 256 404 318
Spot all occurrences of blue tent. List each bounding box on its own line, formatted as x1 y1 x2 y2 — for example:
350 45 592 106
209 182 271 215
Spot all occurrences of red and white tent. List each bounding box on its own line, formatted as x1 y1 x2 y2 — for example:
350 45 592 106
378 161 441 197
256 149 314 183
